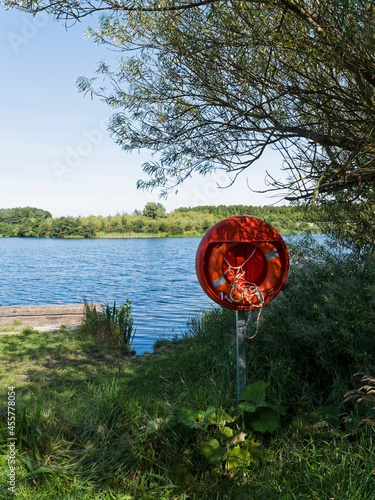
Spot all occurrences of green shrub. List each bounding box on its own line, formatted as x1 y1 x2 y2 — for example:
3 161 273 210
104 300 136 353
245 236 375 408
145 220 159 234
168 223 184 235
130 218 144 233
81 300 136 354
0 396 49 461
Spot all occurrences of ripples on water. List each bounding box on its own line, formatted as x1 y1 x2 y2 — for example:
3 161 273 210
0 237 214 354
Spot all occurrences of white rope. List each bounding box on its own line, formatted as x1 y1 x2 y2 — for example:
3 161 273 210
224 251 264 339
223 246 257 270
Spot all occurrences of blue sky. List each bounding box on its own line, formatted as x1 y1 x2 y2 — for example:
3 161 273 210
0 7 286 217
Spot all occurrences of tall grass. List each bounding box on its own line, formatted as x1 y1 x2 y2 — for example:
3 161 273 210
245 236 375 409
81 299 136 354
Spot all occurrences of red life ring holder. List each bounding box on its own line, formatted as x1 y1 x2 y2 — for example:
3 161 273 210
208 241 281 305
196 216 289 310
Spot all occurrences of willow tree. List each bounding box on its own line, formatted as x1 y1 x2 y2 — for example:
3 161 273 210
4 0 375 246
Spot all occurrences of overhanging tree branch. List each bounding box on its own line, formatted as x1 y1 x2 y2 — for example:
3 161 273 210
4 0 375 206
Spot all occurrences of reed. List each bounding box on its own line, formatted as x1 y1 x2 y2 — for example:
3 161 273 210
82 299 136 354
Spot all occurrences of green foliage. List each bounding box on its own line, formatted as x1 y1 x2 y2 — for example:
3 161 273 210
187 237 375 416
318 196 375 251
0 207 51 224
143 201 166 219
146 396 262 473
240 380 269 408
14 397 47 460
49 0 375 208
81 299 101 334
50 216 81 238
244 236 375 410
148 379 286 472
105 300 136 352
82 300 136 354
0 203 322 238
0 207 53 237
145 220 159 234
129 217 144 233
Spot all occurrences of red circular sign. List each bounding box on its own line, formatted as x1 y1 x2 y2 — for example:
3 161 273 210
195 216 289 310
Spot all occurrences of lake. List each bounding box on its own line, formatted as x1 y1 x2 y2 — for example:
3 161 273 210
0 235 321 354
0 237 215 354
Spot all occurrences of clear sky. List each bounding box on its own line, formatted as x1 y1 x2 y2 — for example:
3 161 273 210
0 6 287 217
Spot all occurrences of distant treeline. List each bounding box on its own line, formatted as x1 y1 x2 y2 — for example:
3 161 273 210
0 203 321 238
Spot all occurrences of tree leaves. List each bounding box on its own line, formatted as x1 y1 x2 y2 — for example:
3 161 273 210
7 0 375 213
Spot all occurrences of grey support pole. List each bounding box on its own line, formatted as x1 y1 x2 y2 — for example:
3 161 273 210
236 309 247 401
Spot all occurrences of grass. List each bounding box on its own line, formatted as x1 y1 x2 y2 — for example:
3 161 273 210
0 327 135 405
0 236 375 499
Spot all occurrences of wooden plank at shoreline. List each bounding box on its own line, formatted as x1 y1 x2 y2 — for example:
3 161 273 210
0 304 100 317
0 314 84 328
0 304 103 329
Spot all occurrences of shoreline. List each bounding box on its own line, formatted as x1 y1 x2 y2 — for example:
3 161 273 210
0 230 322 240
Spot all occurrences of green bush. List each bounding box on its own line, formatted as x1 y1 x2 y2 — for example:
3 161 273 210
129 218 144 233
245 236 375 408
168 223 184 235
81 300 136 354
104 300 136 353
145 220 159 234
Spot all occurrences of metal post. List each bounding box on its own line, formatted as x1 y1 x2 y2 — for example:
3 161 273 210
236 309 247 401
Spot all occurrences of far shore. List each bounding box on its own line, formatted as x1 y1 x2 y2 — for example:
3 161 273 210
0 230 322 240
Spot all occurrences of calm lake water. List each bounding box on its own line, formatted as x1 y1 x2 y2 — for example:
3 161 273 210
0 235 321 354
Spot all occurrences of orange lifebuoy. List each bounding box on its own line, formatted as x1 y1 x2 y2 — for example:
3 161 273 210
208 241 281 305
196 216 288 310
255 242 282 300
208 242 242 302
